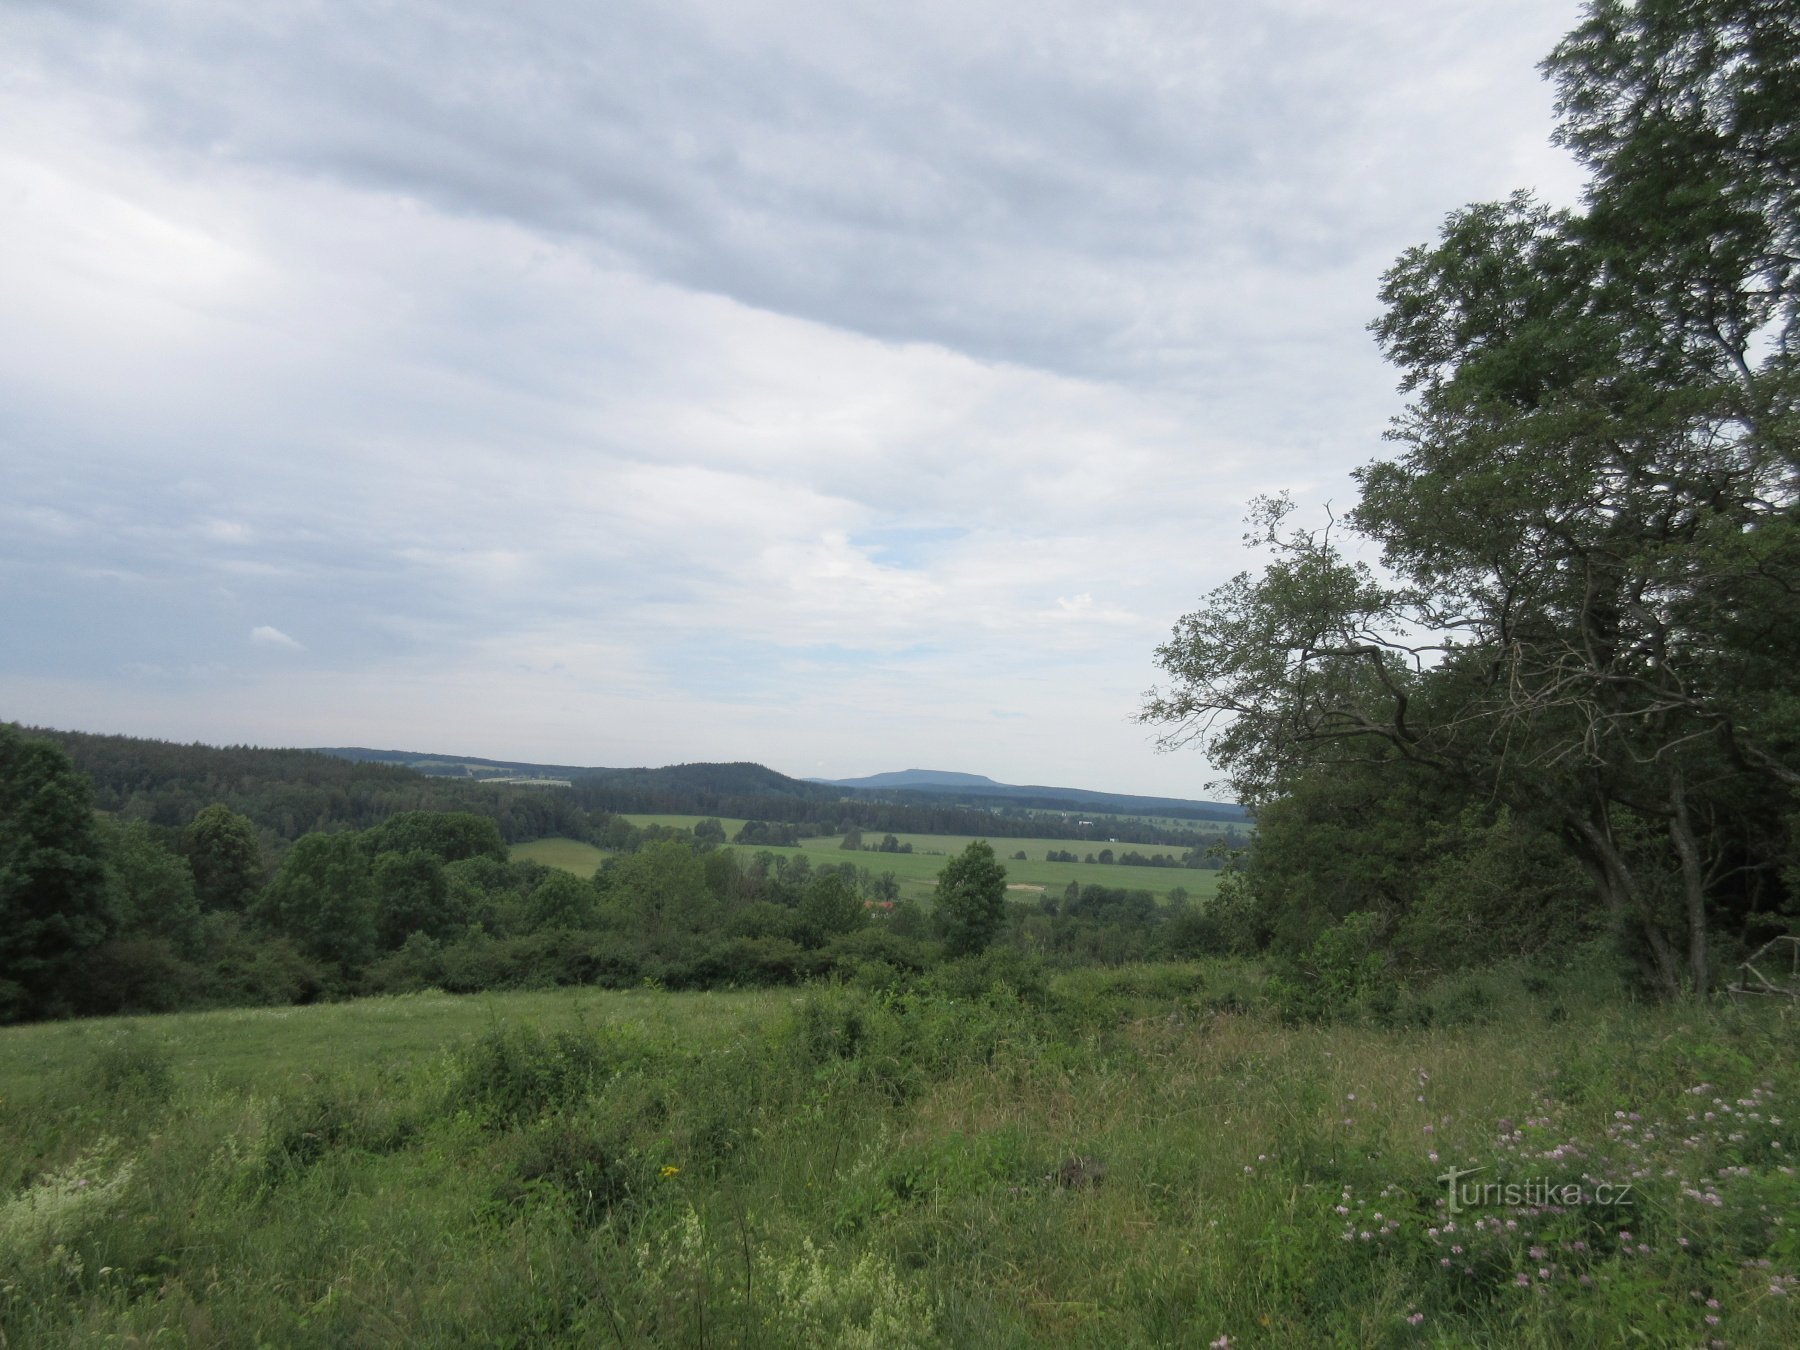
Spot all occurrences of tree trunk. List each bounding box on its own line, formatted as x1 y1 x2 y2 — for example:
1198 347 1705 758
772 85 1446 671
1565 810 1683 999
1667 767 1710 997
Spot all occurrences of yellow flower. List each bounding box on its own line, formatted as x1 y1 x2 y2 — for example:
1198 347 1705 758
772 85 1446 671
660 1165 681 1178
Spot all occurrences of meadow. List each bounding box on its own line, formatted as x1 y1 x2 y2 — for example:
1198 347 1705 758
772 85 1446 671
512 837 612 877
616 817 1223 904
3 959 1796 1347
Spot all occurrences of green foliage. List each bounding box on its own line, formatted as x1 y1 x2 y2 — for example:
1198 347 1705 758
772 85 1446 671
1144 0 1800 998
179 804 265 912
372 848 456 947
1265 911 1398 1026
597 839 718 938
70 938 201 1016
926 948 1050 1006
253 831 377 973
191 912 327 1007
0 724 113 1021
798 872 869 945
448 1024 613 1128
934 840 1007 958
365 810 507 864
1396 807 1602 971
96 815 201 953
523 869 598 931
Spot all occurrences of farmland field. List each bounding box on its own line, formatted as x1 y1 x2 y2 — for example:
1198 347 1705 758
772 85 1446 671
727 839 1221 904
510 837 610 876
620 817 1224 903
620 813 753 835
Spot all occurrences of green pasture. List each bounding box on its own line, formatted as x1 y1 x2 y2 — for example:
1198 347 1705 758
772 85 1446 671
612 817 1223 902
509 837 610 876
0 987 779 1101
723 838 1221 905
623 813 751 836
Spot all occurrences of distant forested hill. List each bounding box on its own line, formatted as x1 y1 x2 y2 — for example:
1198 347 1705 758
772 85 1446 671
321 748 1245 846
32 729 595 844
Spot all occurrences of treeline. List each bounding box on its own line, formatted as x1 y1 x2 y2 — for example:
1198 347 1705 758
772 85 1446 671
1042 834 1247 870
570 778 1225 849
2 725 1219 1023
85 727 1232 855
36 728 599 845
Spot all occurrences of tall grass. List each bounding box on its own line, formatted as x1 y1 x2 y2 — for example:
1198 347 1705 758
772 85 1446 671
1 961 1795 1346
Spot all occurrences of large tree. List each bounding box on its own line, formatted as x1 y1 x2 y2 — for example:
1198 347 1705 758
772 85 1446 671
253 832 377 974
0 724 114 1019
934 841 1008 958
181 804 266 912
1144 0 1798 997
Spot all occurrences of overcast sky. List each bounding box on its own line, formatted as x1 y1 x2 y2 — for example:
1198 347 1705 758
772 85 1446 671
1 0 1586 797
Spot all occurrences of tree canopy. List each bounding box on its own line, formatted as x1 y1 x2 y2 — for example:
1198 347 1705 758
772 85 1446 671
1144 0 1798 997
934 841 1008 958
0 724 113 1019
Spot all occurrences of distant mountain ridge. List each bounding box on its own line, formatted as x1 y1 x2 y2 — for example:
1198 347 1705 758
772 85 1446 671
316 750 835 800
813 768 1244 821
313 749 1244 822
819 769 1006 790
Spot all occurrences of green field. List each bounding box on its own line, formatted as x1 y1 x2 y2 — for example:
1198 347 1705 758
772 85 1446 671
4 967 1795 1346
0 986 777 1099
510 837 611 876
733 838 1221 905
623 813 753 836
619 817 1222 904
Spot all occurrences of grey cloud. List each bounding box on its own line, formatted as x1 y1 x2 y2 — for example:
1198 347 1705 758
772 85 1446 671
6 0 1575 384
0 0 1591 794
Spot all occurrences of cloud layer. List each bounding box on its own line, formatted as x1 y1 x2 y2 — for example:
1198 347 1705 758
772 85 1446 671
1 0 1581 794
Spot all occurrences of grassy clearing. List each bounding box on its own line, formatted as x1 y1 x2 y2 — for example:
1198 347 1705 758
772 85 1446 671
510 837 611 876
3 964 1795 1346
0 987 778 1099
734 838 1221 905
619 819 1224 903
623 813 752 836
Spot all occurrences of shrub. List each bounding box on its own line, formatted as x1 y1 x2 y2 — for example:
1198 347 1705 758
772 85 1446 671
449 1025 612 1128
70 938 200 1015
1266 911 1397 1025
85 1033 175 1107
259 1081 419 1179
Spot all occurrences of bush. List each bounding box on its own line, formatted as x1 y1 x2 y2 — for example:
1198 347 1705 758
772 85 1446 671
260 1080 419 1180
493 1115 653 1229
86 1033 175 1107
1266 911 1397 1026
926 948 1050 1006
449 1025 613 1128
69 938 200 1015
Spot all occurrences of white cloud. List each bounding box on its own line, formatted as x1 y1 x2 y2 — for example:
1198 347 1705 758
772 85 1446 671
250 625 303 651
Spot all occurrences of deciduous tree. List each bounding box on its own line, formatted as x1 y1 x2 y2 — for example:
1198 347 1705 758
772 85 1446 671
935 840 1007 957
1144 0 1799 997
0 724 112 1019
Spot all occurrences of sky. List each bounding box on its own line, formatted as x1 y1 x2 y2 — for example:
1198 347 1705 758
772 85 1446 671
0 0 1586 798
